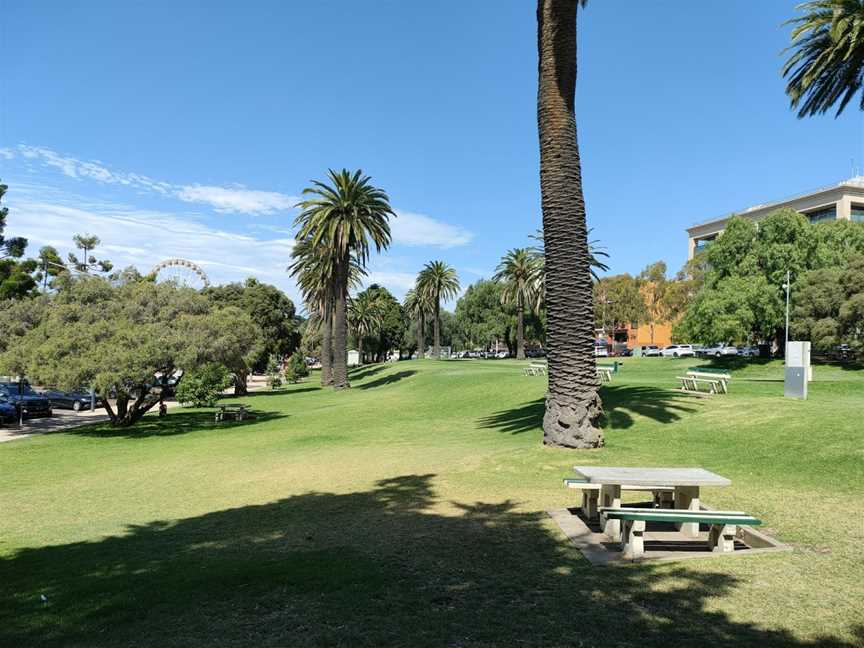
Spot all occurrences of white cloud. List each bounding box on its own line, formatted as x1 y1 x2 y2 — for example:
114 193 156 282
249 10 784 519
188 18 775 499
176 185 296 214
391 210 474 248
9 198 300 300
8 145 296 216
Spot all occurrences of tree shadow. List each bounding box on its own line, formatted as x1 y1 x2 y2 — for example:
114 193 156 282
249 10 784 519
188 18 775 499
0 473 857 647
355 370 417 390
69 410 287 439
349 365 388 381
478 386 699 435
600 385 700 430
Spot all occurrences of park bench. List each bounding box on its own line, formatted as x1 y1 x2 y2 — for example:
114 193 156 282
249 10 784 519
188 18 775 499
563 478 675 518
597 362 620 374
596 366 614 383
524 364 547 376
600 507 761 558
678 369 731 395
215 404 253 423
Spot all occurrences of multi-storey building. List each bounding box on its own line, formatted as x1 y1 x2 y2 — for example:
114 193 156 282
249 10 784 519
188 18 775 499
686 176 864 259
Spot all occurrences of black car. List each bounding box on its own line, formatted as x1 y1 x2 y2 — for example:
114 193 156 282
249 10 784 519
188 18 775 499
0 382 53 418
41 388 103 411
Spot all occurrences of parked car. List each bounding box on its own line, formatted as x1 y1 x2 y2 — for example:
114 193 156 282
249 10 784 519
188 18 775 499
0 397 17 424
494 351 509 359
661 344 695 358
0 382 53 418
41 388 104 412
831 344 856 361
614 347 633 357
525 348 546 358
594 344 609 358
700 343 739 358
737 345 760 358
635 345 662 357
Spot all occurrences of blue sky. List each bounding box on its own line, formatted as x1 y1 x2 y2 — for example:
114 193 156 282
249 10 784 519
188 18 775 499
1 0 861 306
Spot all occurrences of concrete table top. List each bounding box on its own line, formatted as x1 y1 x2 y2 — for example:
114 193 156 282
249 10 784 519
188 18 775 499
572 466 731 487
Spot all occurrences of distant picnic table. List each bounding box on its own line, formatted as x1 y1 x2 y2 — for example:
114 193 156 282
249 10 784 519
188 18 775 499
215 404 254 423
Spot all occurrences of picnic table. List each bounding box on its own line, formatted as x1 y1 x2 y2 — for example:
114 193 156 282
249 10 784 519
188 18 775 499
523 363 547 376
215 404 253 423
572 466 731 539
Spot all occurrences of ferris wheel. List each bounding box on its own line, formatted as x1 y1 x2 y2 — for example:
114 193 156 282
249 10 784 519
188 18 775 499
150 258 210 290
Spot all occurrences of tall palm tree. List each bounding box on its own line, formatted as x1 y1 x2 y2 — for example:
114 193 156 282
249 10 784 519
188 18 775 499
294 169 394 389
783 0 864 118
493 248 540 360
416 261 460 359
403 288 430 359
348 292 383 365
537 0 603 448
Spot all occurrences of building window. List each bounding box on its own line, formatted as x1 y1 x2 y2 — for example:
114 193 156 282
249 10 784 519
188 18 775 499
805 205 837 223
695 236 715 251
852 205 864 223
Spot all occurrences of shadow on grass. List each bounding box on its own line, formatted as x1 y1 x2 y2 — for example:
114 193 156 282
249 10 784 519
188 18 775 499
349 365 388 381
0 473 858 647
70 410 287 438
478 386 699 435
356 370 417 390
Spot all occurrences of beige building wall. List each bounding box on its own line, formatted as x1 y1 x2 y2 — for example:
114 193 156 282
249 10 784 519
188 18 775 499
686 178 864 259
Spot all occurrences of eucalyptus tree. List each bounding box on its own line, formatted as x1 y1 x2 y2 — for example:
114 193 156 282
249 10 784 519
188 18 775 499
416 261 460 359
783 0 864 117
294 169 394 389
493 248 540 360
348 291 383 364
537 0 602 448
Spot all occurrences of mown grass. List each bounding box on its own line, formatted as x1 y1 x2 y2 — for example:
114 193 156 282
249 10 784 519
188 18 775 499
0 358 862 647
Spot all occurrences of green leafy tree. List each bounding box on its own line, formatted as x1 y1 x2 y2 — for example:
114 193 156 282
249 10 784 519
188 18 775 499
0 278 262 427
783 0 864 117
204 277 298 373
355 285 406 361
0 180 27 261
34 246 67 291
403 287 432 359
593 274 648 332
0 180 37 300
791 254 864 353
265 355 283 389
416 261 460 359
176 363 232 407
285 352 310 384
293 169 394 389
454 280 510 351
537 0 602 448
493 248 540 360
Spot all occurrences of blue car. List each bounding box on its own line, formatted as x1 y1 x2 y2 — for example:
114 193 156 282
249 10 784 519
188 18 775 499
0 382 53 419
0 398 16 424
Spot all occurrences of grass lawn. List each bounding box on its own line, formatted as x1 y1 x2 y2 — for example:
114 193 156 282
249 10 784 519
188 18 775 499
1 357 862 647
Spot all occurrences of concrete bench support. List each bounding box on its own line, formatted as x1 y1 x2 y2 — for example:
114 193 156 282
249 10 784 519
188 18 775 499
674 486 701 538
622 519 646 558
709 524 737 553
600 484 622 539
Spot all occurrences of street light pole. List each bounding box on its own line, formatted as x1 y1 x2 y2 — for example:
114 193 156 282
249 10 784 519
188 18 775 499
783 270 791 363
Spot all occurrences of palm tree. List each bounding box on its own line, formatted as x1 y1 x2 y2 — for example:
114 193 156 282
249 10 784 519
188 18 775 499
348 292 383 365
294 169 394 389
416 261 460 359
783 0 864 118
403 288 430 359
537 0 603 448
493 248 540 360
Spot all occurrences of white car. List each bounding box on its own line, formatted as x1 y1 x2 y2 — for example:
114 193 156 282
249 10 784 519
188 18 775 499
594 345 609 358
635 345 662 357
661 344 696 358
738 345 760 358
701 343 738 357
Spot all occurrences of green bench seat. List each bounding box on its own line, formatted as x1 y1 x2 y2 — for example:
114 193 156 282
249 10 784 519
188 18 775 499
599 507 761 558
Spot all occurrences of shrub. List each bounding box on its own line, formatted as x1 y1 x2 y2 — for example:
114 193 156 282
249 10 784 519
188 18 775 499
175 363 232 407
284 352 309 384
266 355 283 389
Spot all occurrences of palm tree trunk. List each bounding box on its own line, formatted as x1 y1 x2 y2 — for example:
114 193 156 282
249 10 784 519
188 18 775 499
433 293 441 358
417 314 425 359
358 336 364 366
320 301 333 386
331 258 350 389
537 0 602 448
517 292 525 360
